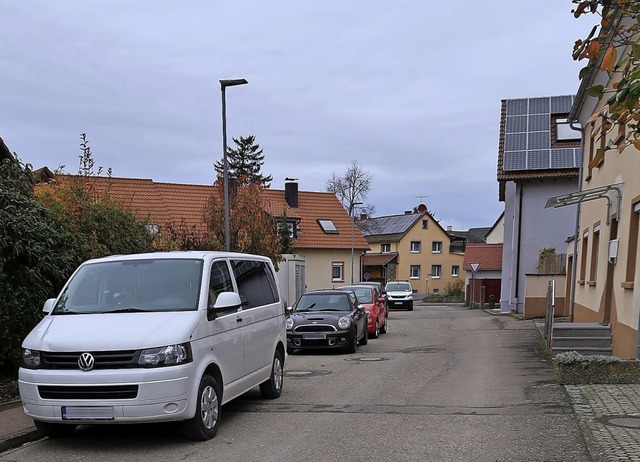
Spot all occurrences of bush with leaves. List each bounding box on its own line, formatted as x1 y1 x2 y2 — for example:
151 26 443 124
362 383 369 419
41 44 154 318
0 158 76 371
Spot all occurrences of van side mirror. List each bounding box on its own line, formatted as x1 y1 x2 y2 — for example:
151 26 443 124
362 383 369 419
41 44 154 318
43 298 56 314
208 292 242 321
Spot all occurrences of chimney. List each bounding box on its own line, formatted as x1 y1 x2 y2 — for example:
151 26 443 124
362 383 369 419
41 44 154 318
285 180 298 208
359 213 368 220
404 210 412 215
447 225 452 232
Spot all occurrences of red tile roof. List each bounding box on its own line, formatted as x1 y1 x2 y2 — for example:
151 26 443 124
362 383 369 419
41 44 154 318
54 175 369 251
463 244 503 271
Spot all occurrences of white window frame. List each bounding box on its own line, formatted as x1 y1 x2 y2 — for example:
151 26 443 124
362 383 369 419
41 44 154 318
381 243 391 253
410 265 421 279
332 261 344 282
431 265 442 278
432 241 443 254
410 241 422 253
451 265 459 277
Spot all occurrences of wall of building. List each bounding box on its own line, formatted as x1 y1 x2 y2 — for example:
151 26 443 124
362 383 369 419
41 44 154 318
500 180 578 314
301 249 364 291
523 274 567 319
486 214 505 244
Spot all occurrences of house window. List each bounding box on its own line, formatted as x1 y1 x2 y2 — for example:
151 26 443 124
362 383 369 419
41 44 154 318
625 200 640 287
589 224 600 284
432 288 440 294
555 118 581 142
410 241 422 253
422 219 429 229
279 220 296 239
432 241 442 253
381 243 391 253
410 265 421 279
452 265 459 277
332 262 344 282
579 230 589 283
318 219 338 234
431 265 442 278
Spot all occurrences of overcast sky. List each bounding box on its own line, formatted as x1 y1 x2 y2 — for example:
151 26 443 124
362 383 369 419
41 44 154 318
1 1 591 230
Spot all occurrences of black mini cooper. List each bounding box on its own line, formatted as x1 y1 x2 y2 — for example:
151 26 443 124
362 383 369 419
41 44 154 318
286 289 368 354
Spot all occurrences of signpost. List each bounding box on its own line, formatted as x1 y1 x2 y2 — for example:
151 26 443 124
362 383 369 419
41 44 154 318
469 263 480 307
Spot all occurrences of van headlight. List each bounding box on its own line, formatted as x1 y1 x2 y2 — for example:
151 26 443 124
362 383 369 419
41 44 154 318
286 318 294 330
139 343 191 367
338 316 351 329
22 348 42 369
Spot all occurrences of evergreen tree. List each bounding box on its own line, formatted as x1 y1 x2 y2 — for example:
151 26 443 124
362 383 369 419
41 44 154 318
214 135 272 187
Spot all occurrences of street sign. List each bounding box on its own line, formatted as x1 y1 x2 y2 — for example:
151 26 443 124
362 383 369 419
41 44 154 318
470 263 480 273
363 272 370 281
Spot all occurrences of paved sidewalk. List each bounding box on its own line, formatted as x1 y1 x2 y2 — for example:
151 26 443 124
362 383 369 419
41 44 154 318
0 400 41 453
567 384 640 461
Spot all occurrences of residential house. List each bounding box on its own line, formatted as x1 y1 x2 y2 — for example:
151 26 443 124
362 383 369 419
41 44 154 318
558 15 640 358
485 212 505 244
39 175 369 295
358 205 465 294
497 95 582 316
463 244 503 306
0 137 13 161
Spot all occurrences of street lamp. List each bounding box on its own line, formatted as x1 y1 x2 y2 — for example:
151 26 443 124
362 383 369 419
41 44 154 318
220 78 248 251
351 202 363 284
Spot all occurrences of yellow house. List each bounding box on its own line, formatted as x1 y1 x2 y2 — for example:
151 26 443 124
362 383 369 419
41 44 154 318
358 206 465 295
554 12 640 358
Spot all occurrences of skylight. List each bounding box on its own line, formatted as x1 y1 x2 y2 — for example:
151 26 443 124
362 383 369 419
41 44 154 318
318 219 338 234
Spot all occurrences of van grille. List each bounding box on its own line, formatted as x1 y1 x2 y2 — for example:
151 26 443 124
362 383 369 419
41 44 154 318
41 351 139 370
38 385 138 400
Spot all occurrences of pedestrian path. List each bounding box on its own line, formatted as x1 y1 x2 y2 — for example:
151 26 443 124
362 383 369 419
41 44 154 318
566 384 640 461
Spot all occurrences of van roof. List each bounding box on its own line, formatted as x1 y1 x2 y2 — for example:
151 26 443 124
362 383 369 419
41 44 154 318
83 251 273 264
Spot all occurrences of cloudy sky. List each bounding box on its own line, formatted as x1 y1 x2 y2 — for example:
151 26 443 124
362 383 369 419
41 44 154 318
1 1 592 229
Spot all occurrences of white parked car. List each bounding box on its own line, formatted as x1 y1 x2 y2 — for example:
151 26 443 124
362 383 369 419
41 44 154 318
385 281 414 310
19 251 286 440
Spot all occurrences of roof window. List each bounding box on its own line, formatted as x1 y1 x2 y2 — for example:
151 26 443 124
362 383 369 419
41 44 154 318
318 219 338 234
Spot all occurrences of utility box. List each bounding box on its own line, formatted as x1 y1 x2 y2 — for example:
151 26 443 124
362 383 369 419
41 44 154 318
277 254 306 308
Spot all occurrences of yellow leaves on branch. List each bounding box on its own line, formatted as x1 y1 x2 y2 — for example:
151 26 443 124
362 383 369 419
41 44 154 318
601 46 617 73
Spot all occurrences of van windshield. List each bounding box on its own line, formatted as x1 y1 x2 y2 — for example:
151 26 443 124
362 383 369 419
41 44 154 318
52 259 204 314
386 283 411 292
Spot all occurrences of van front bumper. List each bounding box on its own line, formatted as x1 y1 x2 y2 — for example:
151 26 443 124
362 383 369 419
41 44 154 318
19 364 196 424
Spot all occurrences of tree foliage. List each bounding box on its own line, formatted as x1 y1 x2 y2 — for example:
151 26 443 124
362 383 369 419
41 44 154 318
0 158 76 371
205 180 283 266
214 135 273 187
573 0 640 151
326 160 374 217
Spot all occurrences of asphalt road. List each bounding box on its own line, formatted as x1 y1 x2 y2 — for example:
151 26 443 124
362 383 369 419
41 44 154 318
0 304 590 462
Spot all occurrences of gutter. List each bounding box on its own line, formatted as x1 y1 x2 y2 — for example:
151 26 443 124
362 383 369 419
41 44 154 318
568 121 585 322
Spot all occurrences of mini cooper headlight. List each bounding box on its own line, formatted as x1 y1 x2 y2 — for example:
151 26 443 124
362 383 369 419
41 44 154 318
338 316 351 329
139 343 191 367
286 318 294 330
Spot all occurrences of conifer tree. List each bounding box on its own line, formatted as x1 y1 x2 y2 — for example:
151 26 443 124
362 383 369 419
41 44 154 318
214 135 272 187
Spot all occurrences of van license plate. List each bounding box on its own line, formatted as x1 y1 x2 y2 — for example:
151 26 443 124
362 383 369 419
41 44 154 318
303 333 326 340
62 406 114 420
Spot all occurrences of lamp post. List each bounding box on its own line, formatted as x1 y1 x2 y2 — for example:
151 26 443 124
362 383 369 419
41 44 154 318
351 202 363 284
220 78 248 252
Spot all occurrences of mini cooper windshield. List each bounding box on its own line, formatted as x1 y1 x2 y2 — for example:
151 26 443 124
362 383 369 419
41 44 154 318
53 259 204 314
295 293 353 312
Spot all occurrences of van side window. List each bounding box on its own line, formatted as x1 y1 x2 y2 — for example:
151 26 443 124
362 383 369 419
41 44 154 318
231 260 279 309
208 261 234 308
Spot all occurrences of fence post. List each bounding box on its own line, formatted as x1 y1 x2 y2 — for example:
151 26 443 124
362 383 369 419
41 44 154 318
480 286 485 310
544 280 555 350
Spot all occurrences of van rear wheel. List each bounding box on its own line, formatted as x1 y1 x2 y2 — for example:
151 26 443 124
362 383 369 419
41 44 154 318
260 350 284 399
183 374 221 440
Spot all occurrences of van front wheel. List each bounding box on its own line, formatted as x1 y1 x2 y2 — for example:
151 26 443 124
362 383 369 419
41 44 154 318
260 350 284 399
183 375 221 440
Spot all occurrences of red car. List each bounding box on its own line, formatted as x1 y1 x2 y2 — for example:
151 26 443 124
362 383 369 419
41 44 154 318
338 285 388 338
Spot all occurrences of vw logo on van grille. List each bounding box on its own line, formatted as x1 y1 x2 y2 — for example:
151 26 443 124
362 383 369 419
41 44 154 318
78 352 95 371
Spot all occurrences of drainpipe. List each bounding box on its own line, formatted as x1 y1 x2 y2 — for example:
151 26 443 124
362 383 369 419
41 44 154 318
514 184 523 313
568 121 585 322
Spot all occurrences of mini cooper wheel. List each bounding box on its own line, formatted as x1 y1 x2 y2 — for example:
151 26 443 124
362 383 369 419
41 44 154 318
183 374 221 440
346 331 358 354
359 327 368 345
260 350 284 399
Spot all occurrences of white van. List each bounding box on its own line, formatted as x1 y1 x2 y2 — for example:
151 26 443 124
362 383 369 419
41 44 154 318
19 251 286 440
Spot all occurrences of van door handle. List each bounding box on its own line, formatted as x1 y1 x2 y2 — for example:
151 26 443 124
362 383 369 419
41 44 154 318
236 317 243 323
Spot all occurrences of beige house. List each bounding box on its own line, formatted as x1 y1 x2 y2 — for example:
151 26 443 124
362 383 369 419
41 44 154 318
38 175 369 295
358 206 465 294
558 15 640 358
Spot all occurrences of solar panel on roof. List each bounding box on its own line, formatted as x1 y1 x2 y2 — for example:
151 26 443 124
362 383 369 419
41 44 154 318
503 95 578 172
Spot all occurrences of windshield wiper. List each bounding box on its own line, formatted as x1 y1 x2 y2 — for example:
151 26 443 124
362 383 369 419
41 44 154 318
296 303 316 312
105 308 149 313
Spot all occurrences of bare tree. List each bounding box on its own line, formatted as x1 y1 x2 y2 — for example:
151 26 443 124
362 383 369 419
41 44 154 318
326 160 374 217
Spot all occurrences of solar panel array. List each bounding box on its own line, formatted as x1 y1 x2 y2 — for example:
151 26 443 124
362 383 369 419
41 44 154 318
360 213 418 236
503 95 582 172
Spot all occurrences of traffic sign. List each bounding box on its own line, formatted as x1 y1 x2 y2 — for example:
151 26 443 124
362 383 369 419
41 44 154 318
470 263 480 273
